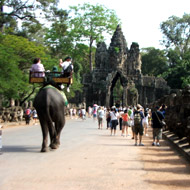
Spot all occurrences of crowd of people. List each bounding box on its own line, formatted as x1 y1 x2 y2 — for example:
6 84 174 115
84 103 166 147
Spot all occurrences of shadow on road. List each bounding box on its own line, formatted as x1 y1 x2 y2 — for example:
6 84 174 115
144 179 190 187
2 145 40 153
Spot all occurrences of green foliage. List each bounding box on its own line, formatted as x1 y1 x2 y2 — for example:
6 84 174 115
64 74 83 99
0 0 59 33
160 13 190 53
0 33 46 99
69 3 120 71
141 47 169 77
114 47 119 53
113 79 123 101
160 13 190 89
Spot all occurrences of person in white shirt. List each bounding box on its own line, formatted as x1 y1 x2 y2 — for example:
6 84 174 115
142 108 150 136
30 58 45 77
97 107 105 129
59 56 73 92
110 107 119 136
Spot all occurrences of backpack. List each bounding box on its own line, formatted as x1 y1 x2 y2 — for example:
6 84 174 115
128 109 132 116
64 64 73 73
134 112 141 125
26 109 30 115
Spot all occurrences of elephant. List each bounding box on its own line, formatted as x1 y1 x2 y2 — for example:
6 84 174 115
34 85 66 152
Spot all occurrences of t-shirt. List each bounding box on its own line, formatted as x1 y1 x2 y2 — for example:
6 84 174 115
60 61 73 72
122 113 128 121
98 110 104 118
110 111 119 120
30 63 45 77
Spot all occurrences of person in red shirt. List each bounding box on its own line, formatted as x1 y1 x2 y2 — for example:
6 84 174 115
121 109 129 137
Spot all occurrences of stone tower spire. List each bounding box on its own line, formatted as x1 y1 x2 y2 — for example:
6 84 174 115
108 25 128 69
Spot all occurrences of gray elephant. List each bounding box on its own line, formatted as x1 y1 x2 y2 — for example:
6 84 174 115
34 85 66 152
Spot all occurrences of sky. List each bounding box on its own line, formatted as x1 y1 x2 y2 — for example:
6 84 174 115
59 0 190 50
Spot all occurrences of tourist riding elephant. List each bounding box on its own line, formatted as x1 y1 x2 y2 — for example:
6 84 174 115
34 85 65 152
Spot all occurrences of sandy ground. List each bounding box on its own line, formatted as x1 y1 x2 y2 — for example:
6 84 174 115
0 118 190 190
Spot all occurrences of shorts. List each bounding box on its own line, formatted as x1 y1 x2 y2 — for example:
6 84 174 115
98 117 103 125
143 122 148 128
111 120 118 130
153 128 162 140
93 114 97 118
122 121 129 126
134 124 144 136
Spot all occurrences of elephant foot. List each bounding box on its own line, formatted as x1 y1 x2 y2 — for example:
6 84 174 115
41 147 48 152
49 143 59 149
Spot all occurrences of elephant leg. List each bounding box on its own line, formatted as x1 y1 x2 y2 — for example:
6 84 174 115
47 121 57 149
54 120 65 146
39 118 49 152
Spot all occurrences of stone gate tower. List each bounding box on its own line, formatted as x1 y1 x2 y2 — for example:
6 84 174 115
83 25 170 107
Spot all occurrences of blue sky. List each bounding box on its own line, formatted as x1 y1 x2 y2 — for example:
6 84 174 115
60 0 190 49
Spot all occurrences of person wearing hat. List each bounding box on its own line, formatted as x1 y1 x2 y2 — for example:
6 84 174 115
151 106 165 146
59 56 73 92
133 104 144 146
142 108 150 136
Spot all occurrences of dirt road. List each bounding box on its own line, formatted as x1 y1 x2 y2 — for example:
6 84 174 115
0 118 190 190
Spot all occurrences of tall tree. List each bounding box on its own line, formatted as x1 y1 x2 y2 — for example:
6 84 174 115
69 3 120 71
160 13 190 89
141 47 168 77
0 0 59 33
160 13 190 55
0 33 47 101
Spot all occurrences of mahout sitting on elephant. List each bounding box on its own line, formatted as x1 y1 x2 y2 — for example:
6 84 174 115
34 85 66 152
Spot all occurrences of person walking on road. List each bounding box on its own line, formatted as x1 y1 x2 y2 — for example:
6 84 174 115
133 104 144 146
142 108 150 136
151 106 165 146
110 107 119 136
97 107 105 129
121 109 129 137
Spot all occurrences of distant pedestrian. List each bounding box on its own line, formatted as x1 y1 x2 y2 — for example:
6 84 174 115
110 107 119 136
142 108 150 136
106 108 111 129
81 108 86 120
133 104 144 146
119 109 124 131
151 106 165 146
32 109 38 125
92 105 98 121
25 107 32 125
88 106 92 118
121 109 129 137
97 107 105 129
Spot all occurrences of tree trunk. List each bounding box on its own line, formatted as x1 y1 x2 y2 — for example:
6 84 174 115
0 2 4 33
89 37 93 72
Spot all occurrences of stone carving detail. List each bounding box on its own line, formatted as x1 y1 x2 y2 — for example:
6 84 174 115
148 85 190 145
83 25 170 107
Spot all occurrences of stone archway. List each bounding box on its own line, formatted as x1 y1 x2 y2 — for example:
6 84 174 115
83 25 170 108
105 71 129 108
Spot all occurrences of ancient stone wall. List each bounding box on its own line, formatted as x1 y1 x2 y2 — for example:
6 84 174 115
148 85 190 145
83 25 170 108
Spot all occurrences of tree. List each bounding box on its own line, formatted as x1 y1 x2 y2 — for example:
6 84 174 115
44 8 72 57
69 3 120 71
0 33 47 101
160 13 190 55
160 13 190 89
0 0 59 33
141 47 168 77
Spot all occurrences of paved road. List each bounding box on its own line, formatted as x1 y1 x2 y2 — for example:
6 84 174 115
0 118 190 190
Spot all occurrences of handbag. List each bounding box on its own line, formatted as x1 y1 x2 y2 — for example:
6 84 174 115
155 111 166 127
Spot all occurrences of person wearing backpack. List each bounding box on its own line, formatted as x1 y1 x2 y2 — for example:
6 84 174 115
133 104 144 146
25 107 31 125
151 106 165 146
59 56 73 92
